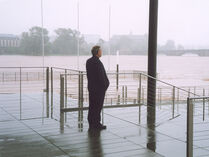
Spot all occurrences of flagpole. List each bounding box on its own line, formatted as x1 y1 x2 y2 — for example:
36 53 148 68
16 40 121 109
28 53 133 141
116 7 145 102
77 0 80 70
108 4 111 71
41 0 45 68
41 0 45 123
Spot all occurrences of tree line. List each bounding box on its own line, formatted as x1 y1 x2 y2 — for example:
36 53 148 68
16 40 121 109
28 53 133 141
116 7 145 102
0 26 186 56
19 26 91 56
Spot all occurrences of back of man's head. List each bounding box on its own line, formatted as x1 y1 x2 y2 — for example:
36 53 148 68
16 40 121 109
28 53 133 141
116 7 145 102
91 45 100 56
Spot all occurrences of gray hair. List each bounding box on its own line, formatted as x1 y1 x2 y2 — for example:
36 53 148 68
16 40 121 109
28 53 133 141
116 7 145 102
91 45 100 56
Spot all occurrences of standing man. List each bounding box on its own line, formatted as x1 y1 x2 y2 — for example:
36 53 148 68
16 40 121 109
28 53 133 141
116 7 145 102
86 46 109 130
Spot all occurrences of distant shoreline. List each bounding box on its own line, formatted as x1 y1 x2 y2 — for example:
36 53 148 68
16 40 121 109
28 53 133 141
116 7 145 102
1 49 209 56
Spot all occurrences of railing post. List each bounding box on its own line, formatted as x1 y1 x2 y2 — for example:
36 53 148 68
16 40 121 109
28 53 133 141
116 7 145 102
78 72 80 108
117 94 120 105
46 67 49 93
187 98 193 157
177 88 179 113
203 89 205 121
159 88 162 107
78 71 84 128
122 86 125 104
138 74 142 124
142 87 144 104
172 86 175 118
51 67 53 118
157 88 160 108
138 74 142 104
51 67 53 94
125 86 127 104
208 89 209 115
64 69 68 122
60 75 64 112
19 67 22 120
116 64 119 91
65 69 67 97
80 72 83 110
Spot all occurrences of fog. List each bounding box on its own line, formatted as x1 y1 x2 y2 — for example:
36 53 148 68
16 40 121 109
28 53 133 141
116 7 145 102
0 0 209 48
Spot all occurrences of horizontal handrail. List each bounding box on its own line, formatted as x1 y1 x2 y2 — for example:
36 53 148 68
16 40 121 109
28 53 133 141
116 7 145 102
52 66 84 72
188 96 209 100
60 71 202 98
0 67 48 69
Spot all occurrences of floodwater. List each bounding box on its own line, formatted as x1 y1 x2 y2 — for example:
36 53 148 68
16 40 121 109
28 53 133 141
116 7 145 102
1 55 209 157
0 55 209 86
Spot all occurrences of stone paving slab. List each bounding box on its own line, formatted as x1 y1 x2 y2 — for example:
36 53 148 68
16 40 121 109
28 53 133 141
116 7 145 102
1 93 209 157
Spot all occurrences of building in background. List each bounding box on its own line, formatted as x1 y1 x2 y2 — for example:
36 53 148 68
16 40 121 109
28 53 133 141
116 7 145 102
0 34 20 54
0 34 20 48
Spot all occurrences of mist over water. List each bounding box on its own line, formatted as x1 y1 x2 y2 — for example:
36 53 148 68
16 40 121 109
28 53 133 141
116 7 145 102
1 55 209 87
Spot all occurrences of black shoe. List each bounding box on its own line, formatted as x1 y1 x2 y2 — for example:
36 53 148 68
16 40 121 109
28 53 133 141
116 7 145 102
97 123 106 130
89 123 107 130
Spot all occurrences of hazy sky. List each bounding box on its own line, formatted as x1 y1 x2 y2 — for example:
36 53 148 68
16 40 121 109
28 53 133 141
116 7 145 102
0 0 209 48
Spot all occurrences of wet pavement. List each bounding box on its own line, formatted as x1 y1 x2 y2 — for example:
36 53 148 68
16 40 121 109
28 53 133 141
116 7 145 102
1 93 209 157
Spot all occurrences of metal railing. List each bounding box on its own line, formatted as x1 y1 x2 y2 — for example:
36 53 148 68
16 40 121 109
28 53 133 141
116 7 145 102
187 96 209 157
58 70 207 126
0 67 49 120
1 66 209 156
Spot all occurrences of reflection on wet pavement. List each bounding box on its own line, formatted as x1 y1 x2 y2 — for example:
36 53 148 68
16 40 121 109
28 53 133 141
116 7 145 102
1 93 209 157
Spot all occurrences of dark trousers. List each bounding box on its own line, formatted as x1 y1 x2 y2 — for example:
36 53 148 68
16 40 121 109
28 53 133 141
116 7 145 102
88 91 105 126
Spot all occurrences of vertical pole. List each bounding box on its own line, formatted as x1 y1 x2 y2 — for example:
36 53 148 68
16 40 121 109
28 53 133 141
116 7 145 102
64 69 67 122
122 86 124 104
177 88 179 113
77 0 80 70
147 0 158 129
20 67 22 120
51 68 53 93
159 88 162 107
172 87 175 118
116 64 119 91
41 0 45 70
138 74 142 124
117 95 121 105
78 72 81 123
108 4 111 71
157 88 160 108
50 67 53 118
78 72 84 129
208 89 209 115
60 75 64 112
46 67 49 93
125 86 127 104
142 87 145 104
65 69 67 97
80 72 83 113
187 98 193 157
203 89 205 121
46 92 49 118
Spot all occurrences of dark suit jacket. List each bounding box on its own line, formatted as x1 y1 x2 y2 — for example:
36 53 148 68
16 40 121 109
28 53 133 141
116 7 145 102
86 56 109 93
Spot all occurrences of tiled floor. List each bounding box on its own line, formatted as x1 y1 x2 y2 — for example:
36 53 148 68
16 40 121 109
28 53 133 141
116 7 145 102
0 93 209 157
